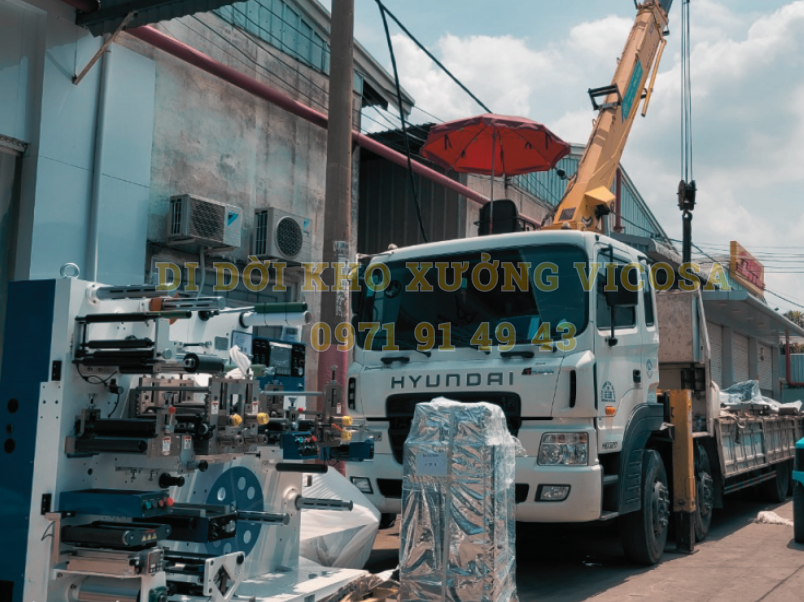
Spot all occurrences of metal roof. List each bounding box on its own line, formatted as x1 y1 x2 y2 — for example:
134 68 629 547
702 289 804 344
77 0 242 35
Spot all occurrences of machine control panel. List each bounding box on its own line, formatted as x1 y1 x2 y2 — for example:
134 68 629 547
60 489 174 518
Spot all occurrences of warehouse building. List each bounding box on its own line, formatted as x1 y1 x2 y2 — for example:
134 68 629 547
359 139 668 255
0 0 411 382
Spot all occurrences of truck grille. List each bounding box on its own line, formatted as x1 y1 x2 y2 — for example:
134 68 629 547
386 392 522 464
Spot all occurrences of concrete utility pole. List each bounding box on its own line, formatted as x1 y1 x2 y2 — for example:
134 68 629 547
317 0 355 405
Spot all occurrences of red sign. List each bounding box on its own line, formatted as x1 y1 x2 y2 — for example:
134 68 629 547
730 241 765 296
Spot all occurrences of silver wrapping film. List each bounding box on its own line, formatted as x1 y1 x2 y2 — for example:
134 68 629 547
400 399 519 602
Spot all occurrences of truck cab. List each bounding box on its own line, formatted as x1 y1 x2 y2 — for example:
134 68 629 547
346 230 661 527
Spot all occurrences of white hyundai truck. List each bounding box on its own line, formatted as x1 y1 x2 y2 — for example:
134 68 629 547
346 0 803 566
344 230 804 565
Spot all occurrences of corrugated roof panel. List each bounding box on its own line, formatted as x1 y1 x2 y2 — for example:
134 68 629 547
76 0 244 36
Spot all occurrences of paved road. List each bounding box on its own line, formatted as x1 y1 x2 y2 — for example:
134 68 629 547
366 496 804 601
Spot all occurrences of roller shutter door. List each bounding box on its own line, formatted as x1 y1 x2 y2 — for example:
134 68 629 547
707 322 723 387
734 333 750 383
759 344 773 393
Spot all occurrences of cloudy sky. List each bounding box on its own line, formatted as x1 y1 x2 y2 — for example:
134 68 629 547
326 0 804 312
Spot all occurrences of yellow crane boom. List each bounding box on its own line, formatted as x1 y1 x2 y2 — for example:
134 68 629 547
545 0 671 231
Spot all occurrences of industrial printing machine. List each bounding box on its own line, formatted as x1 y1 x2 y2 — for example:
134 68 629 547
0 278 374 602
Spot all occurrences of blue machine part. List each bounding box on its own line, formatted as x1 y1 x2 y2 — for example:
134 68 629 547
59 489 172 518
344 440 374 461
204 467 264 556
283 433 374 462
0 280 57 602
320 440 375 462
282 432 320 460
794 437 804 487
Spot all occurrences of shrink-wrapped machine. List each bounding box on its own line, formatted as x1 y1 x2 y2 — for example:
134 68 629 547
400 398 520 602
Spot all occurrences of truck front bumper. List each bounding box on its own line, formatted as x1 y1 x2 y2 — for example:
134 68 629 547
346 453 603 522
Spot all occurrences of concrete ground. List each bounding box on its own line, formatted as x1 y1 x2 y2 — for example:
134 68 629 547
365 495 804 602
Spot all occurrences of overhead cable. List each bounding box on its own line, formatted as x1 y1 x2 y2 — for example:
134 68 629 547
372 0 492 114
377 0 428 243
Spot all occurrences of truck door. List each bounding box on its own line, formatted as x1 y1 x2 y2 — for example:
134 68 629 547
594 249 644 453
640 258 660 406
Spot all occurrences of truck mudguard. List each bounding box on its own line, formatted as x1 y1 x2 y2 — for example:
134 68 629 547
617 403 665 514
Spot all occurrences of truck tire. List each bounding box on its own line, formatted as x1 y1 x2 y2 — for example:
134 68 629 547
620 449 670 565
794 482 804 544
760 461 791 504
694 445 714 542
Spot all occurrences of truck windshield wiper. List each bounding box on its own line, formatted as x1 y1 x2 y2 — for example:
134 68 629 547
500 350 535 359
381 355 411 365
395 340 432 358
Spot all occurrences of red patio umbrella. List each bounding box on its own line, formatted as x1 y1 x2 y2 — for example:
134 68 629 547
421 114 570 232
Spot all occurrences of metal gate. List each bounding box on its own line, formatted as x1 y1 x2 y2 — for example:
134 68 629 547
707 321 723 387
759 344 773 393
734 333 750 383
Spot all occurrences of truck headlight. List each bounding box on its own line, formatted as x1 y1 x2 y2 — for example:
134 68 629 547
538 433 588 466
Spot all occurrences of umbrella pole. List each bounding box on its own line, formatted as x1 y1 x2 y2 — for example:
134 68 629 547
489 131 496 234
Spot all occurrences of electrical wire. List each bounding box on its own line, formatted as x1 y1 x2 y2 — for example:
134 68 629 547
378 0 428 243
765 290 804 311
76 366 118 386
226 3 331 58
372 0 491 114
41 522 55 541
361 108 400 132
107 389 124 419
411 105 446 124
197 247 207 299
180 17 330 112
607 209 669 242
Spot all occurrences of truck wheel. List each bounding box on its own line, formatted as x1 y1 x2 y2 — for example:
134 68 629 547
379 513 396 530
694 445 714 542
794 482 804 544
620 449 670 565
760 461 791 503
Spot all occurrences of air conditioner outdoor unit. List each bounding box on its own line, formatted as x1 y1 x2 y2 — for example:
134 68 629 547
253 207 312 264
166 194 243 250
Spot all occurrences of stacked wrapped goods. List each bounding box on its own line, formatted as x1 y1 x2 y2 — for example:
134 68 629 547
399 398 520 602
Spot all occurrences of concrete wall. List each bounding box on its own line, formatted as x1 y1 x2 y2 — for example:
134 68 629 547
120 13 365 389
0 0 372 390
0 0 155 286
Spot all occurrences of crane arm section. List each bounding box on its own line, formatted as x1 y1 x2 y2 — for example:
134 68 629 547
545 0 671 231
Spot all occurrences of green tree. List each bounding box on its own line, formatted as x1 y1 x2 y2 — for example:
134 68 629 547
784 311 804 353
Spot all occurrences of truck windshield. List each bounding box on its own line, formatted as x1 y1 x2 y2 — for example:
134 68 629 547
356 244 588 350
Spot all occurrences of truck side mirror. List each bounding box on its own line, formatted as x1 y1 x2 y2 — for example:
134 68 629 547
350 263 367 317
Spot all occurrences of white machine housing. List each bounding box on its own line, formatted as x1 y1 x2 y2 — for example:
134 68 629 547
0 277 363 602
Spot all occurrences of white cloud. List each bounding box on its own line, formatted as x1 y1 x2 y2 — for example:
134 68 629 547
567 15 633 66
272 0 804 311
392 32 561 122
373 1 804 310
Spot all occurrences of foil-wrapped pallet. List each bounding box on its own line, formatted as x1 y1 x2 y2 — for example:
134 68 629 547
399 399 519 602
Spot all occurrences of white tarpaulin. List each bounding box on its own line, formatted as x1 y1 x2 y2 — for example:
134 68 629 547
299 470 380 570
718 380 803 414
